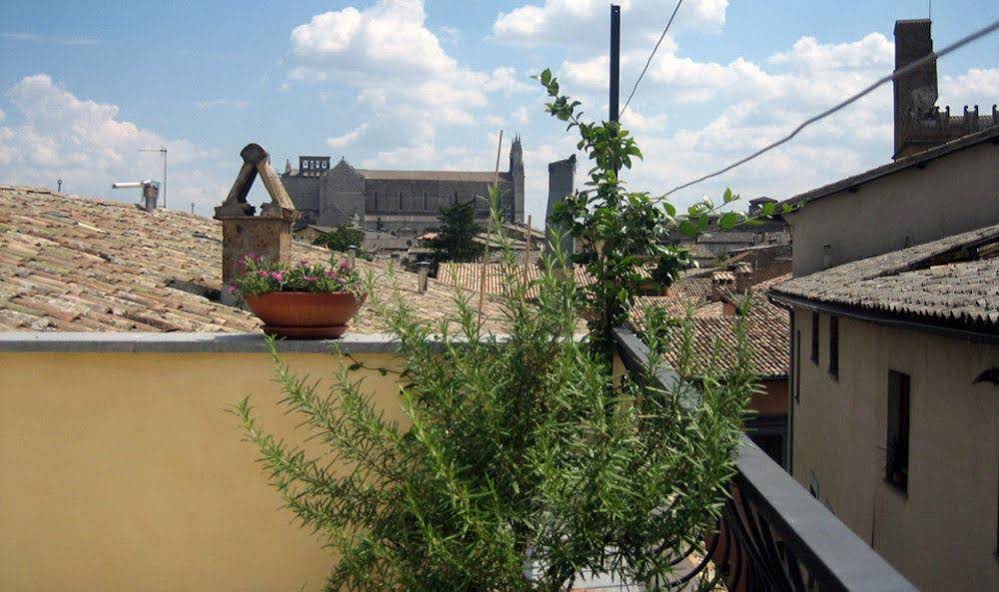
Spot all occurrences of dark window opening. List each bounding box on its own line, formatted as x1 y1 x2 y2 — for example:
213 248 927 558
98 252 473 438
810 312 819 364
886 370 911 493
829 315 839 379
795 330 802 406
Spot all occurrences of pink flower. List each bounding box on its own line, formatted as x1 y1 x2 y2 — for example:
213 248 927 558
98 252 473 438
304 275 318 281
226 285 237 295
270 272 284 282
257 270 269 278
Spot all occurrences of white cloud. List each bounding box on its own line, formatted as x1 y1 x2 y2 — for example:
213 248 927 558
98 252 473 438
532 31 915 212
0 74 221 212
493 0 727 48
195 98 249 109
767 33 892 71
286 1 530 176
940 68 999 107
327 123 369 149
512 106 530 125
439 25 460 43
484 67 533 95
561 54 611 90
290 0 455 79
620 106 668 132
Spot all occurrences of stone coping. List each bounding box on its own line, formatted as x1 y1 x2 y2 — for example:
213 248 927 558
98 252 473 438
0 332 405 354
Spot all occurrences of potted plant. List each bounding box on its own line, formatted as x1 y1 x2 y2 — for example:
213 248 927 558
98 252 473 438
229 254 364 338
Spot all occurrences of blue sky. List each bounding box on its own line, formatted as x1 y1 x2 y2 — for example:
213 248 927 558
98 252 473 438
1 0 996 223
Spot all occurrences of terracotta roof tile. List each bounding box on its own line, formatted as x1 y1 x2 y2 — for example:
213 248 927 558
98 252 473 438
630 275 790 378
437 262 595 300
0 185 506 334
771 223 999 328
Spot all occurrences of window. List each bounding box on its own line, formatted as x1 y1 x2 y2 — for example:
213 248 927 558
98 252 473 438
795 329 801 403
810 312 819 364
886 370 911 492
828 316 839 379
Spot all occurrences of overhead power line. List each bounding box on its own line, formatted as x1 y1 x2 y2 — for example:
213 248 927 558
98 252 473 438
619 0 684 120
657 18 999 199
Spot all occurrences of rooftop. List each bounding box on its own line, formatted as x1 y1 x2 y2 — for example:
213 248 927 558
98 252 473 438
771 223 999 329
630 275 790 378
783 125 999 208
437 261 594 300
0 185 506 333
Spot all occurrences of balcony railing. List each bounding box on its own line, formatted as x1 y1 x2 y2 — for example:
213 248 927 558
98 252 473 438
613 327 917 592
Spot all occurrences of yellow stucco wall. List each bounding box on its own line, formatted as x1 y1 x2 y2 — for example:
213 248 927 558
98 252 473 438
0 350 408 592
791 310 999 591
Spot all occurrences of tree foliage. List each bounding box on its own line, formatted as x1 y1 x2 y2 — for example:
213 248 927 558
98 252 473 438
430 199 485 262
313 225 366 255
536 68 768 357
236 73 761 591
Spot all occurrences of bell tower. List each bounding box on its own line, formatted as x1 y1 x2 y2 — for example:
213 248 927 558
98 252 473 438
509 135 525 223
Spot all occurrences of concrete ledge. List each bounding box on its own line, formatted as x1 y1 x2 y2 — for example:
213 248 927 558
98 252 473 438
0 332 403 354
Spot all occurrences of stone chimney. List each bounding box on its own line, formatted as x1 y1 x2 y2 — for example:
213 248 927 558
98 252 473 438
710 270 734 303
215 143 299 290
748 196 776 217
734 262 754 294
893 19 938 159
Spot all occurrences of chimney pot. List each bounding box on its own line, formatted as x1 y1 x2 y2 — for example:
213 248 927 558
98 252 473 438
417 261 430 294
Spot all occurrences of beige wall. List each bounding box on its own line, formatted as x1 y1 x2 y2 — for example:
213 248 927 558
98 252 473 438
0 351 408 592
791 309 999 591
786 141 999 276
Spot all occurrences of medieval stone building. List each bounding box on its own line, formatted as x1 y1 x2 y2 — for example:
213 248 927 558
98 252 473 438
281 137 525 236
893 19 996 159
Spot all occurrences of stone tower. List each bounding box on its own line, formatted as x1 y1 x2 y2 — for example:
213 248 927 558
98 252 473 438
893 19 937 159
510 135 525 223
546 154 576 259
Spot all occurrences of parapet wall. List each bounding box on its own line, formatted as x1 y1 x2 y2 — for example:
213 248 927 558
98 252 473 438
0 333 408 592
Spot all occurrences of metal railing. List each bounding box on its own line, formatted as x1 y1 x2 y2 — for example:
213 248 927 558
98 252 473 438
613 327 918 591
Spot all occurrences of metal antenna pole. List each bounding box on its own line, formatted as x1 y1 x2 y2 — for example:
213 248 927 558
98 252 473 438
609 5 621 125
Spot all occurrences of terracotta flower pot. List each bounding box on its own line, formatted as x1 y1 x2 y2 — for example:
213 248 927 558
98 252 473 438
245 292 366 339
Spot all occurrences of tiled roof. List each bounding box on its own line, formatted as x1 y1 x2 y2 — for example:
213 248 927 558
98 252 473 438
437 261 594 300
771 223 999 328
630 275 790 378
0 186 506 333
436 261 671 300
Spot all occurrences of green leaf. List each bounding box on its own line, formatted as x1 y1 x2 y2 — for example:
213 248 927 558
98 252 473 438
718 211 741 230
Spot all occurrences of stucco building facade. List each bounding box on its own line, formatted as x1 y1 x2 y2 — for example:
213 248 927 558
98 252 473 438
770 19 999 591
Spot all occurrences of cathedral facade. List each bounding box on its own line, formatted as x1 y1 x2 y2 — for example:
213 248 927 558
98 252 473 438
280 137 525 235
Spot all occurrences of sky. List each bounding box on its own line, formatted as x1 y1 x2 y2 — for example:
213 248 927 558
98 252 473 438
0 0 997 225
